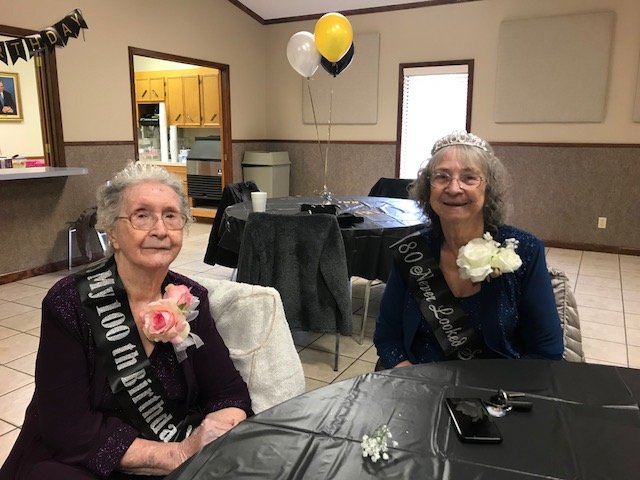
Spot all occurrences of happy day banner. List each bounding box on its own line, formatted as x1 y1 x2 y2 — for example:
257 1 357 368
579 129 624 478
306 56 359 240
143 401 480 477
0 9 88 66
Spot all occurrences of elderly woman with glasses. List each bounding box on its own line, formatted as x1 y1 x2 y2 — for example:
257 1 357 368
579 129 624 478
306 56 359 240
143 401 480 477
374 131 563 369
1 163 252 480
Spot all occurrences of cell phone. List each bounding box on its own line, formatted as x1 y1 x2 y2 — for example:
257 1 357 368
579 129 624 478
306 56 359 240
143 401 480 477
445 397 503 444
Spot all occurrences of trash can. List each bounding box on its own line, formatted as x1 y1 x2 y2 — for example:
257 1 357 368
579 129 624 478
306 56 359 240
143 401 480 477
242 151 291 198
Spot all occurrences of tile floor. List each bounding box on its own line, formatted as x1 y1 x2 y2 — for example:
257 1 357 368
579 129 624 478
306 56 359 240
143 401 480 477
0 221 639 464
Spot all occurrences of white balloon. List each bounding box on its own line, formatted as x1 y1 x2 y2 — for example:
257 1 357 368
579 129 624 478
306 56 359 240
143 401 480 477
286 31 321 78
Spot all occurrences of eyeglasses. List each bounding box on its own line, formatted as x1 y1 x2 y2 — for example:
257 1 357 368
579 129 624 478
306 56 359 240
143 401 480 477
116 211 187 231
428 171 485 189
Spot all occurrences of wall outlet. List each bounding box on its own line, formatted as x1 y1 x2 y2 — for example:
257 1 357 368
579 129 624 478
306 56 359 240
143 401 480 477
598 217 607 229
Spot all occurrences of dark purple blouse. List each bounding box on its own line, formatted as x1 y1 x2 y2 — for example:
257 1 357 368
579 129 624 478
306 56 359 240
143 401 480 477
0 271 252 480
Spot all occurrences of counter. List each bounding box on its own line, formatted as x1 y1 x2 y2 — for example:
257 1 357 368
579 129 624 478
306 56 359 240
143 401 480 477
0 166 88 181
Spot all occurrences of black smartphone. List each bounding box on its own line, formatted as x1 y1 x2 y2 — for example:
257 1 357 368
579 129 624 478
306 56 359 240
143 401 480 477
445 397 503 444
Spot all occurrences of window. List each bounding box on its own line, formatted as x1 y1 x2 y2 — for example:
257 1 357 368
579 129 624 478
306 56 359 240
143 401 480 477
397 61 473 179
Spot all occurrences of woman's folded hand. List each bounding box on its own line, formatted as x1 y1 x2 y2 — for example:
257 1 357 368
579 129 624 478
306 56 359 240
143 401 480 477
177 407 247 462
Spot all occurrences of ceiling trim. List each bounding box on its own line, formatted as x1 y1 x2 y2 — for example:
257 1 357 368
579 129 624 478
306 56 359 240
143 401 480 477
227 0 482 25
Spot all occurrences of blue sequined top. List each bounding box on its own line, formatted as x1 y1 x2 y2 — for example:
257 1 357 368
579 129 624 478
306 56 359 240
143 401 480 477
374 225 564 368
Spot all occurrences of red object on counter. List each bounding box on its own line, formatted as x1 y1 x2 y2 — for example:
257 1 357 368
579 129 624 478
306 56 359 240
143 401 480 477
26 159 46 167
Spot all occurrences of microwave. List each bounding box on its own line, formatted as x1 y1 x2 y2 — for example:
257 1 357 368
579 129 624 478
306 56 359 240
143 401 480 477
138 102 161 127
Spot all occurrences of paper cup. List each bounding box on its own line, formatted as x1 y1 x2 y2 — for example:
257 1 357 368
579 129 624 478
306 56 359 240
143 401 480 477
251 191 268 212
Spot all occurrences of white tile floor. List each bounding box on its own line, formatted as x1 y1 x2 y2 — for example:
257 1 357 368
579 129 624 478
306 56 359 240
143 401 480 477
0 221 638 465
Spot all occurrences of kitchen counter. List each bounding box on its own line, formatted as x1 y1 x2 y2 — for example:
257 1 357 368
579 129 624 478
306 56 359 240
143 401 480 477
0 166 88 181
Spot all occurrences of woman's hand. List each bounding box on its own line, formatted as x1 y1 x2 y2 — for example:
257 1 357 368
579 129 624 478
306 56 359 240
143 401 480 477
120 408 247 475
176 408 247 463
394 360 413 368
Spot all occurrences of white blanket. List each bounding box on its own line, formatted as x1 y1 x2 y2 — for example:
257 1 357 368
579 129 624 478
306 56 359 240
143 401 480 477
192 276 306 413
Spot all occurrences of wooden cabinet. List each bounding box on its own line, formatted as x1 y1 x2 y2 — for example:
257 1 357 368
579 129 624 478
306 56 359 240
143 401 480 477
200 74 220 127
158 163 216 219
162 164 188 195
135 69 220 128
182 76 201 126
135 76 164 101
166 76 201 126
165 77 185 125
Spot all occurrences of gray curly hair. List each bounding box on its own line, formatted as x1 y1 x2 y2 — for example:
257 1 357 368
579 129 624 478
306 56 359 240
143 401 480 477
409 135 509 236
96 162 192 233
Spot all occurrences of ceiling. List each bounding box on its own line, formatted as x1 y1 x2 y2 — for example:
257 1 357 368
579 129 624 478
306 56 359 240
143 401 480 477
230 0 474 23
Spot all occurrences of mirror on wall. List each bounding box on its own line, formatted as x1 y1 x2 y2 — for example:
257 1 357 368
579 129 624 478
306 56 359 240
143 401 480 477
0 24 64 166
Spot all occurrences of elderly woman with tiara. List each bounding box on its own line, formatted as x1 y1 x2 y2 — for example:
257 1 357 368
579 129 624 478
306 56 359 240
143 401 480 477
374 131 563 369
1 162 252 479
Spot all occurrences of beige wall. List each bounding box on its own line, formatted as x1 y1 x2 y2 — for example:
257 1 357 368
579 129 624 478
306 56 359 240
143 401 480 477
264 0 640 142
3 0 268 141
1 0 268 277
2 0 640 277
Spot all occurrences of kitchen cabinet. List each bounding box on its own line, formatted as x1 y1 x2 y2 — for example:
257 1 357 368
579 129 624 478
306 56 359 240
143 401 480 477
166 76 201 126
157 163 215 219
135 76 165 101
200 74 220 127
161 163 188 195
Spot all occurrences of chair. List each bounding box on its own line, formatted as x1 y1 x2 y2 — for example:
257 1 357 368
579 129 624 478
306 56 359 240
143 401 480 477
368 177 413 199
236 213 352 371
68 207 109 269
549 268 585 362
191 275 306 413
203 180 260 269
357 177 415 343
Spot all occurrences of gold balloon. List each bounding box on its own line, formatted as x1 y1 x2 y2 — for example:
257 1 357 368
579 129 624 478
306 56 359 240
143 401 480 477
314 12 353 63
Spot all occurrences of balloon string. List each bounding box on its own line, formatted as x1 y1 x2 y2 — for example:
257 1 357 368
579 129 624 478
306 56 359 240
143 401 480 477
306 78 324 170
324 85 333 193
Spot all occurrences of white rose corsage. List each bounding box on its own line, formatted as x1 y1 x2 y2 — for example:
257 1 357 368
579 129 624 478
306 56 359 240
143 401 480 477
141 284 204 362
456 232 522 283
361 424 398 463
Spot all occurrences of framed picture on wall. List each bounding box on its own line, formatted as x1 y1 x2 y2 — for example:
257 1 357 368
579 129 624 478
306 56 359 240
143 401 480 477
0 72 22 121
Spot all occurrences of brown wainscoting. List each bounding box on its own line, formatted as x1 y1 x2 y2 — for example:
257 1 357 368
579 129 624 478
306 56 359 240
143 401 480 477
0 260 69 285
64 140 135 146
490 141 640 148
545 240 640 256
233 139 396 145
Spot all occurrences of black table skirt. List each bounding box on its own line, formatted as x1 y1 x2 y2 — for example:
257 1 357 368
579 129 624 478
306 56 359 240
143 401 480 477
166 360 640 479
217 195 427 281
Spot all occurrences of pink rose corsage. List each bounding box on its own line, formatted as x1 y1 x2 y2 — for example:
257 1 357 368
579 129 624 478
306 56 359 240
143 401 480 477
141 284 203 362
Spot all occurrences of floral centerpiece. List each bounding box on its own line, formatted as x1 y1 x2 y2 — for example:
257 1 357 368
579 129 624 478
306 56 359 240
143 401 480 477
141 284 203 361
456 232 522 283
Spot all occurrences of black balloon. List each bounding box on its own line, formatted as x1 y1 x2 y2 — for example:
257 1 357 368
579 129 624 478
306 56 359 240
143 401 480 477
321 42 354 77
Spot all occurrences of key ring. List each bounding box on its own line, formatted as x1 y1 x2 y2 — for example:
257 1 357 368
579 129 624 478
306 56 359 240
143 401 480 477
485 389 513 417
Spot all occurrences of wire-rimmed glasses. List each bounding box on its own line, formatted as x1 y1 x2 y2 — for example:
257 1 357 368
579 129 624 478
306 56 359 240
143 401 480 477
116 211 187 231
428 171 485 189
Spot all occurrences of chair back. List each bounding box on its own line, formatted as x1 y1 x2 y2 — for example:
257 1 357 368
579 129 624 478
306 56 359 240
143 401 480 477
368 177 413 199
204 181 260 267
549 268 585 362
192 276 305 413
236 212 352 336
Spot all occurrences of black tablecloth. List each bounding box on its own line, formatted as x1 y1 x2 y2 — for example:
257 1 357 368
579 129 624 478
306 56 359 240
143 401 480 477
217 196 427 281
166 360 640 479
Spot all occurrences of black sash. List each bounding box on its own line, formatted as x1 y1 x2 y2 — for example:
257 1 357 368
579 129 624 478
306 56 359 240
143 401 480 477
75 257 202 442
391 231 488 360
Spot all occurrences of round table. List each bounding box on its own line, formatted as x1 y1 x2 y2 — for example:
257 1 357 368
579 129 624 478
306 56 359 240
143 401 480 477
166 359 640 479
217 195 427 281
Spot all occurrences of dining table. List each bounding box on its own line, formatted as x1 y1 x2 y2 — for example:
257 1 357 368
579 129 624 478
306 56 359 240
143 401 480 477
165 359 640 479
216 195 427 282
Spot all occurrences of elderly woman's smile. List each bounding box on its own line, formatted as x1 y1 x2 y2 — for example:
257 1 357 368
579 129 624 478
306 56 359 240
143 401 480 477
109 181 184 272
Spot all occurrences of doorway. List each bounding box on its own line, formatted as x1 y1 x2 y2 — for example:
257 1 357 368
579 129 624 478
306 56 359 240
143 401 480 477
128 47 233 218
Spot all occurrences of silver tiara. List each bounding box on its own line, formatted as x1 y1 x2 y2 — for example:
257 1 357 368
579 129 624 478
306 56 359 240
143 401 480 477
431 131 490 155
